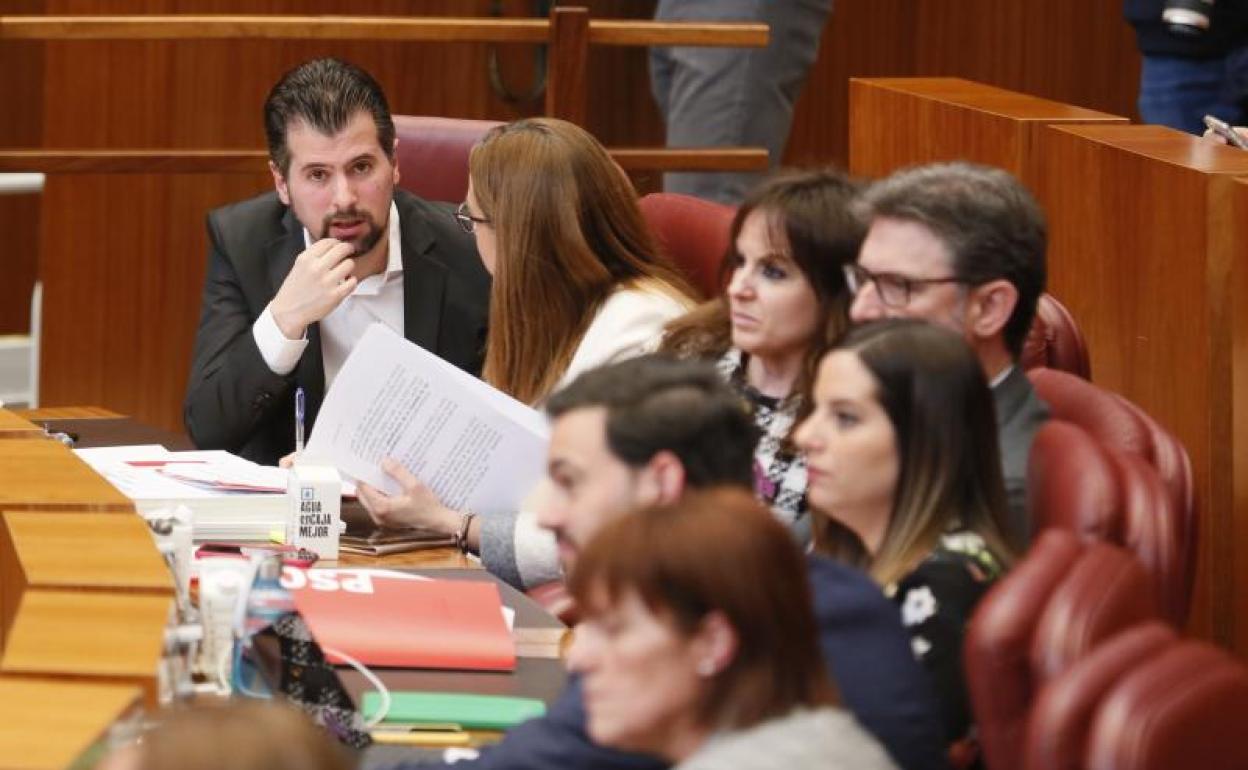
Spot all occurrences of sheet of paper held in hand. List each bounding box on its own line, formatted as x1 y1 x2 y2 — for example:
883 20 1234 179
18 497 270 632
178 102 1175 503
304 323 550 517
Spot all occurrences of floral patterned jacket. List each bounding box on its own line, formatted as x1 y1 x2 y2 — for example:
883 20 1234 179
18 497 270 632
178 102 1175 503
888 529 1006 745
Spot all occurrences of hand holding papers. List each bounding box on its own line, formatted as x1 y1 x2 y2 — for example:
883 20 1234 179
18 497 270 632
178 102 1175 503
304 324 549 520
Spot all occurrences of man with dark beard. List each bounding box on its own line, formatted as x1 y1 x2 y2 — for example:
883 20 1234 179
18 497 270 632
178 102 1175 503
184 58 490 465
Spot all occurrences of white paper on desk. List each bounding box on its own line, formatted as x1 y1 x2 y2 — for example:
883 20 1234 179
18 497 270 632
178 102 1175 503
304 324 549 517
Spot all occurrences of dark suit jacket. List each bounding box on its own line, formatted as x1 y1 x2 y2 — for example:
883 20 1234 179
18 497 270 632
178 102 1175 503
994 365 1050 547
388 556 948 770
184 189 490 465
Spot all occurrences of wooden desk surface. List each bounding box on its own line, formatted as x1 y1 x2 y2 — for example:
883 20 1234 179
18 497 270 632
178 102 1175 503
0 441 133 513
1048 123 1248 173
0 412 570 737
0 410 43 440
853 77 1125 121
1 512 173 593
333 547 477 570
0 677 140 770
13 406 123 421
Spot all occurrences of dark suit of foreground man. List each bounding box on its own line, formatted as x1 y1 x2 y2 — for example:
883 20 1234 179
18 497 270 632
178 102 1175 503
184 58 489 465
379 357 947 770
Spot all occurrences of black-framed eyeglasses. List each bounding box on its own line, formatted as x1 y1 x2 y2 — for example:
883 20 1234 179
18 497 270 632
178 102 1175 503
843 263 967 308
453 202 491 234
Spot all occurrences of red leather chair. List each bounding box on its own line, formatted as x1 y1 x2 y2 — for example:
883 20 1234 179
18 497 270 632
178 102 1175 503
393 115 503 204
1023 622 1178 770
965 530 1159 770
1020 293 1091 379
638 192 736 299
1033 639 1248 770
1027 419 1186 625
1027 369 1196 623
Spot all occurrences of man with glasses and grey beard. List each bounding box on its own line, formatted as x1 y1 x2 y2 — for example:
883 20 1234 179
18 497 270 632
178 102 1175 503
844 162 1050 547
184 58 490 466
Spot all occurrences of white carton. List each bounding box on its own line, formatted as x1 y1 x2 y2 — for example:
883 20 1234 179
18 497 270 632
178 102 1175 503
287 463 343 559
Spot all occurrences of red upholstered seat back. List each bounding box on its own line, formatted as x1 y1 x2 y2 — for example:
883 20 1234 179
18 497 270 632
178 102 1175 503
1027 541 1159 681
966 530 1160 770
1027 420 1124 542
1027 369 1196 623
1084 641 1248 770
1023 622 1178 770
964 529 1083 770
638 192 735 299
1027 368 1150 457
393 115 503 204
1020 293 1091 379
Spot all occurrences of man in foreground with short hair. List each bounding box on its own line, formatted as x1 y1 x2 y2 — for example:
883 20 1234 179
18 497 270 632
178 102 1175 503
846 161 1050 545
391 355 946 770
184 58 490 465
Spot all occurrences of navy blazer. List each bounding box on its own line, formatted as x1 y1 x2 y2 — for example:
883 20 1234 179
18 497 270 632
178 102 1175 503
386 556 948 770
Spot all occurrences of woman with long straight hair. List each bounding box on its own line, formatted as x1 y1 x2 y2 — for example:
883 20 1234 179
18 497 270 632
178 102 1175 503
468 117 697 404
795 318 1015 753
356 118 695 585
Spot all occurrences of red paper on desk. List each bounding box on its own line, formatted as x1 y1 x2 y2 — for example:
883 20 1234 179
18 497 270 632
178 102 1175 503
288 571 516 672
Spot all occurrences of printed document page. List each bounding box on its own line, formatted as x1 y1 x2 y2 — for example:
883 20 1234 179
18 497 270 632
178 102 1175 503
304 324 549 517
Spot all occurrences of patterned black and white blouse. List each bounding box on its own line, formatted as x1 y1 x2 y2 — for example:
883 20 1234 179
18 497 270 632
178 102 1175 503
715 348 811 546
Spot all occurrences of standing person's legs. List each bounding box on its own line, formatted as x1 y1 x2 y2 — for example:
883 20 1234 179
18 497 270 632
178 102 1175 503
650 0 833 204
1138 53 1229 134
1215 44 1248 127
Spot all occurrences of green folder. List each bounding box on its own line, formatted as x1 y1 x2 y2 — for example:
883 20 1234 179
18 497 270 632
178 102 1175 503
362 691 547 731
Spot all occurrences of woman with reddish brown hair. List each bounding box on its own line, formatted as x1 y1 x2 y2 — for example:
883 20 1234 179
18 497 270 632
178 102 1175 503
567 488 898 770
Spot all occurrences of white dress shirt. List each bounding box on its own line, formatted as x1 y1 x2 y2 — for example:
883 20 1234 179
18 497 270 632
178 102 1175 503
252 201 405 389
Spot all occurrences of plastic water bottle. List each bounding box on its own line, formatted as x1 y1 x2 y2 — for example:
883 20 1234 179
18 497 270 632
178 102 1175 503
231 554 295 698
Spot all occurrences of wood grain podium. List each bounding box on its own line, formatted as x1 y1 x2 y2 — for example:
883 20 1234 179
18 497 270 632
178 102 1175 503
0 512 173 652
848 77 1127 182
0 440 133 513
1029 124 1248 654
0 591 171 708
0 678 141 770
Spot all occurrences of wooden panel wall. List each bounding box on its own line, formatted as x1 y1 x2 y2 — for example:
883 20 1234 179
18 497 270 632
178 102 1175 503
23 0 1143 431
846 78 1128 183
1030 124 1248 653
0 0 44 335
786 0 1141 168
1231 178 1248 658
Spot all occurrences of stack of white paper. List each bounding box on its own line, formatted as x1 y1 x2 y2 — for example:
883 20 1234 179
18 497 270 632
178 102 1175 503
75 445 287 540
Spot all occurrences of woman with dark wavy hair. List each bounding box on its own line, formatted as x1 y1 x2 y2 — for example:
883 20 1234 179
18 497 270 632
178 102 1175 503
662 168 864 544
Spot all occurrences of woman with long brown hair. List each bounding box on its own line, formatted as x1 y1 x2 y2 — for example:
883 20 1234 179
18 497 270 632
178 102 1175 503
357 118 694 585
795 318 1014 754
567 488 897 770
465 118 696 405
662 168 863 544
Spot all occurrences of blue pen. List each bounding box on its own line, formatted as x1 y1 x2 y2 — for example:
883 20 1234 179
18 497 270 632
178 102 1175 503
295 386 306 455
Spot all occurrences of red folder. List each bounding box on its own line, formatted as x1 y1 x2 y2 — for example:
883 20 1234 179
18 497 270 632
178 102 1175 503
289 571 516 672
